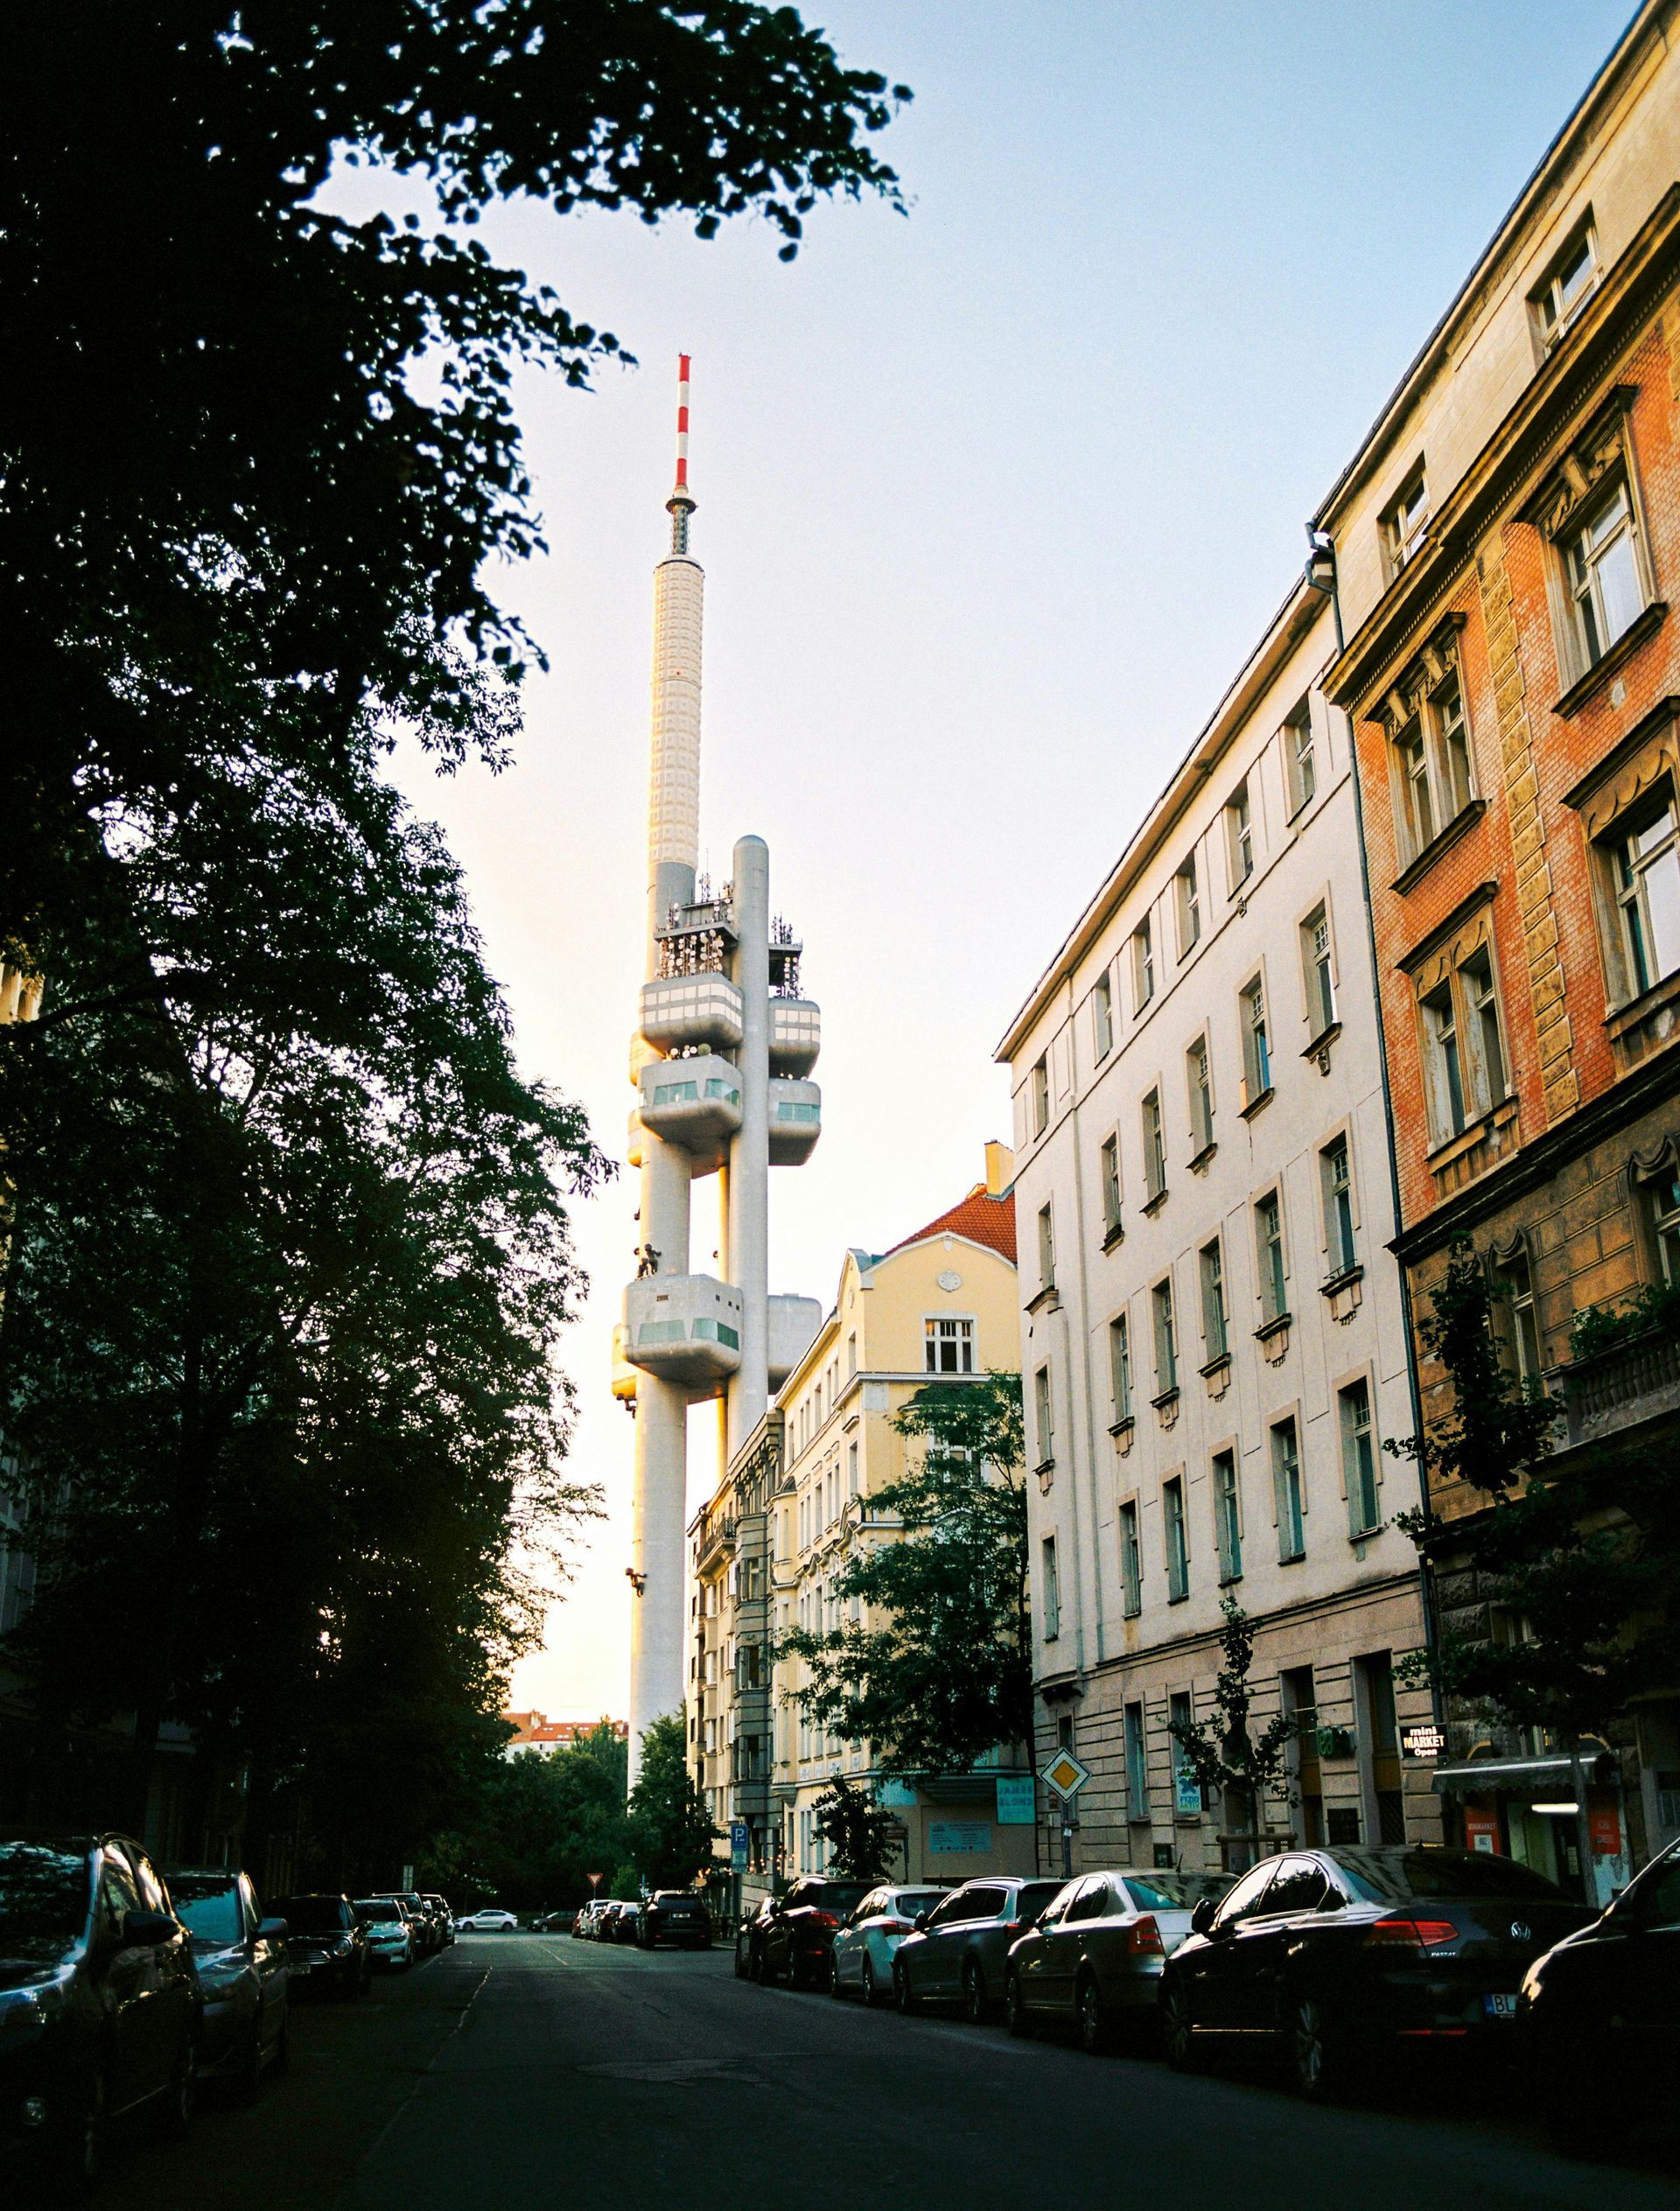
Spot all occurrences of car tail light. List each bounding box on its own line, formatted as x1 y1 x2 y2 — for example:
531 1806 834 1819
879 1919 912 1935
809 1910 840 1929
1126 1914 1166 1956
1364 1916 1459 1949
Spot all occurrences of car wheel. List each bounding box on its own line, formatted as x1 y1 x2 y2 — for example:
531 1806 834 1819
1004 1969 1032 2040
154 2038 198 2139
962 1960 988 2026
1288 1993 1346 2103
1161 1984 1199 2073
894 1963 919 2016
748 1943 765 1984
1077 1973 1110 2057
861 1958 879 2010
824 1951 842 1998
734 1942 750 1980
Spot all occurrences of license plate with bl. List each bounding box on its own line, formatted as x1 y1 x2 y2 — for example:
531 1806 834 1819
1483 1992 1518 2019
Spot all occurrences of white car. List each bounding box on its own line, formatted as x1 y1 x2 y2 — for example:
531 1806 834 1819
456 1907 519 1933
354 1895 416 1970
829 1884 952 2006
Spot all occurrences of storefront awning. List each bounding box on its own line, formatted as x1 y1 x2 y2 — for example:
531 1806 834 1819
1432 1753 1614 1798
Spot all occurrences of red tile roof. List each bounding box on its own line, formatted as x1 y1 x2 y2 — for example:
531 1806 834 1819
887 1184 1016 1266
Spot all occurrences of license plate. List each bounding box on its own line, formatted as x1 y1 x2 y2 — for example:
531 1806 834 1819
1483 1992 1518 2019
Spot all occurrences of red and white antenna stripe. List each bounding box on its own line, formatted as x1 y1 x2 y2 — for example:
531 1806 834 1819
674 353 691 493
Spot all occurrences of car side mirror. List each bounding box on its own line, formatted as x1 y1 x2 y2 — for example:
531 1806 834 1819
257 1917 288 1942
123 1910 178 1949
914 1911 930 1932
1190 1897 1217 1937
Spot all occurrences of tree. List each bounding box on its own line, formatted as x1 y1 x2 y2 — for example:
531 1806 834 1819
626 1714 718 1891
777 1373 1031 1779
420 1724 633 1909
811 1774 899 1882
1167 1599 1305 1871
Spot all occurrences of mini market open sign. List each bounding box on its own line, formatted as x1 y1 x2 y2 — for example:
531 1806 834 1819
1040 1750 1091 1801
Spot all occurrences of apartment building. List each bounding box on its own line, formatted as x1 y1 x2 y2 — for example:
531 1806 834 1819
1316 0 1680 1900
998 586 1435 1878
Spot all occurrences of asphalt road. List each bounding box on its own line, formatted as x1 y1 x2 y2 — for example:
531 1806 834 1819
96 1932 1680 2211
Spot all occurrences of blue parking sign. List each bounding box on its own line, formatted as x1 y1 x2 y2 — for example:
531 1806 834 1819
729 1820 749 1871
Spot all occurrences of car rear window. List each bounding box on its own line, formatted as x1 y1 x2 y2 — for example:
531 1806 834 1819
1015 1882 1068 1922
1120 1872 1230 1914
892 1891 947 1918
1336 1847 1564 1904
813 1884 871 1915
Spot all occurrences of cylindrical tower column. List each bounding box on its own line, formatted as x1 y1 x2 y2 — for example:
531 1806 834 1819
647 549 702 968
628 1366 687 1761
727 835 771 1455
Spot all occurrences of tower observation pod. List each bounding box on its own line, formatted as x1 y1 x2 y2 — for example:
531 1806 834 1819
621 360 822 1780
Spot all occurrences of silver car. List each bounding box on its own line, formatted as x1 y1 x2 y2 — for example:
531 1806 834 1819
830 1885 951 2006
1004 1867 1232 2050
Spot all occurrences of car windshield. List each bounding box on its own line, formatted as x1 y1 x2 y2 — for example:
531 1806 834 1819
272 1896 348 1934
167 1876 243 1945
355 1899 402 1921
1120 1872 1231 1914
1336 1848 1564 1904
0 1841 92 1963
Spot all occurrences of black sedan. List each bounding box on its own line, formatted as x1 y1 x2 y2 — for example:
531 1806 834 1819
270 1892 371 2000
0 1832 200 2193
738 1879 872 1988
1521 1832 1680 2148
1004 1867 1231 2050
165 1867 290 2097
1159 1844 1592 2100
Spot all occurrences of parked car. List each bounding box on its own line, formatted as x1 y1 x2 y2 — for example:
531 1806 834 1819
270 1893 370 2000
1004 1867 1232 2050
639 1891 712 1950
0 1832 200 2194
396 1891 443 1956
572 1901 606 1940
355 1895 416 1968
1521 1831 1680 2149
1158 1844 1593 2100
422 1894 455 1946
530 1909 574 1933
164 1868 290 2097
455 1907 518 1934
892 1876 1067 2021
612 1900 643 1946
829 1885 951 2006
742 1879 874 1989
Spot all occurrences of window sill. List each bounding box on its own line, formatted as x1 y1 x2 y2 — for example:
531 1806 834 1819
1026 1281 1060 1315
1553 600 1668 720
1254 1312 1292 1344
1301 1021 1341 1074
1239 1085 1275 1121
1605 963 1680 1042
1108 1416 1135 1442
1216 1568 1243 1589
1424 1093 1517 1172
1101 1219 1125 1252
1348 1524 1384 1546
1166 1589 1190 1607
1186 1139 1217 1175
1141 1186 1169 1217
1278 1549 1306 1567
1198 1352 1231 1381
1390 799 1487 896
1320 1263 1364 1299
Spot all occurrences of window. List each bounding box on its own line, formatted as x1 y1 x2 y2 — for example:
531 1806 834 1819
1119 1501 1142 1616
1163 1478 1189 1602
1037 1201 1055 1290
1611 794 1680 997
1652 1170 1680 1286
1109 1314 1132 1424
1241 976 1271 1103
1033 1364 1054 1472
1340 1378 1380 1535
1199 1238 1228 1362
1568 481 1646 669
1530 220 1598 352
1142 1088 1166 1202
1099 1134 1122 1236
1186 1035 1214 1154
1285 698 1317 813
1152 1277 1178 1396
1272 1418 1305 1562
1464 951 1508 1109
1091 969 1114 1060
1031 1055 1049 1137
1321 1135 1355 1276
847 1331 858 1375
1396 713 1435 852
1499 1250 1542 1382
1040 1534 1060 1640
847 1439 859 1497
1124 1700 1149 1813
1419 944 1508 1144
1131 916 1156 1009
1226 780 1254 891
1168 1690 1201 1813
1213 1450 1242 1584
925 1317 976 1374
1256 1190 1286 1323
1175 855 1201 954
1302 904 1336 1037
1392 675 1474 864
1382 469 1429 577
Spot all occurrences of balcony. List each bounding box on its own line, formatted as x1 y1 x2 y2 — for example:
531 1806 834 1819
1561 1324 1680 1449
768 1078 822 1165
768 1294 822 1389
623 1274 743 1386
769 996 821 1077
638 1053 743 1172
640 974 743 1056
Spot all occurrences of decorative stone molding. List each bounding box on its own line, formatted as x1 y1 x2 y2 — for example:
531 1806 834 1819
1521 385 1640 543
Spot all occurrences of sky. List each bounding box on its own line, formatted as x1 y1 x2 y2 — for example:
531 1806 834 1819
358 0 1637 1721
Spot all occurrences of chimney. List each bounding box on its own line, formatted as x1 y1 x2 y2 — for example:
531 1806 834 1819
984 1140 1015 1198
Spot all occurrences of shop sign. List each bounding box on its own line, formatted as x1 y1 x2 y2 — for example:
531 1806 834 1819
996 1776 1036 1825
928 1821 991 1855
1462 1803 1501 1854
1587 1795 1622 1858
1401 1724 1446 1760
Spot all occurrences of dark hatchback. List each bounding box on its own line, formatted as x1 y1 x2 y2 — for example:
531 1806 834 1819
639 1891 712 1950
0 1833 200 2192
739 1879 872 1988
1159 1844 1592 2100
1521 1832 1680 2148
893 1877 1068 2022
164 1868 290 2096
270 1893 370 2001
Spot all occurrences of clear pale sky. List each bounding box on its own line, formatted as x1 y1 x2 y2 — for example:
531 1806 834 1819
360 0 1634 1721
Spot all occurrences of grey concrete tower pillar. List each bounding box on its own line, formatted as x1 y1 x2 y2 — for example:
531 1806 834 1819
727 834 770 1456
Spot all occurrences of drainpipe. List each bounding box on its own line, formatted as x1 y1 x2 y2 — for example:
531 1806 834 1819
1305 531 1445 1816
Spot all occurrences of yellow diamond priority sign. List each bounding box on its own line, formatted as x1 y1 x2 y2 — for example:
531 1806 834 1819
1040 1750 1091 1801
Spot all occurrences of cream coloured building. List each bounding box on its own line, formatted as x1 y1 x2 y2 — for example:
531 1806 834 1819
997 585 1438 1877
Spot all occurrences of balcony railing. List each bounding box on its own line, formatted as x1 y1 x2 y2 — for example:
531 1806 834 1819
1562 1325 1680 1448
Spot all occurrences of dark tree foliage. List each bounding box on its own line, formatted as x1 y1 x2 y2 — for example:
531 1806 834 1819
777 1374 1030 1780
1391 1239 1680 1740
1167 1599 1304 1865
626 1712 718 1889
811 1774 898 1882
419 1723 632 1909
0 2 908 952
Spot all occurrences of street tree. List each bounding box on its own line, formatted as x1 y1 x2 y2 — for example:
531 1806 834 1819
1167 1599 1306 1870
777 1373 1031 1779
811 1775 900 1883
627 1714 718 1892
